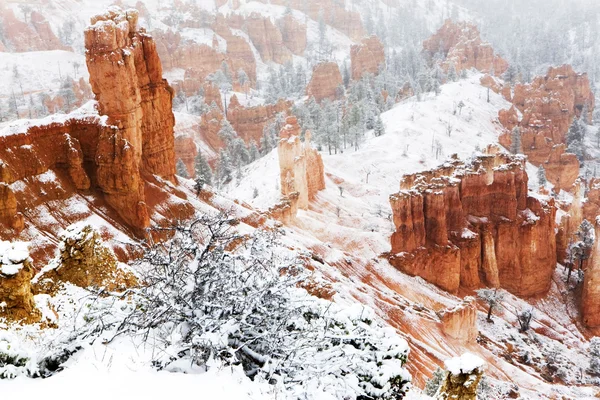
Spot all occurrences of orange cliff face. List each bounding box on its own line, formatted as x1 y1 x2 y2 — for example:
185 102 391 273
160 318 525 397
85 8 176 230
306 62 343 103
496 65 594 191
350 36 386 81
0 7 195 264
275 117 325 222
423 20 508 77
388 148 556 297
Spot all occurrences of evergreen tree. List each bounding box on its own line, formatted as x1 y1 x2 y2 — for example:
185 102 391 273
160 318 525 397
176 159 189 178
510 126 521 154
503 64 518 84
537 165 547 186
567 118 585 161
216 150 233 186
194 151 213 186
374 115 385 137
248 140 260 162
447 63 458 82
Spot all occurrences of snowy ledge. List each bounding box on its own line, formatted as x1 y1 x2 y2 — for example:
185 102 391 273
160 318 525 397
444 352 485 375
0 241 30 276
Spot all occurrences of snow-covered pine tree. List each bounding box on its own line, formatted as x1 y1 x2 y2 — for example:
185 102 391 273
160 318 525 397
447 63 458 82
537 165 547 186
176 159 189 178
194 151 213 186
216 149 233 186
374 114 385 137
248 140 260 162
510 126 521 154
567 120 585 161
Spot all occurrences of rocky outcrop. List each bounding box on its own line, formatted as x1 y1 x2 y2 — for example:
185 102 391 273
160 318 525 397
0 7 70 52
228 96 292 144
245 13 292 64
350 36 386 80
34 224 136 293
174 135 198 178
498 65 594 191
438 297 478 343
0 242 40 323
424 20 508 77
256 0 365 41
278 117 325 216
278 14 307 56
583 217 600 328
435 354 485 400
306 62 343 103
389 148 556 296
85 7 176 231
213 15 257 85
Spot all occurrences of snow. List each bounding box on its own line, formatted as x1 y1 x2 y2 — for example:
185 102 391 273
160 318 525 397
0 101 109 137
0 241 30 275
444 353 485 375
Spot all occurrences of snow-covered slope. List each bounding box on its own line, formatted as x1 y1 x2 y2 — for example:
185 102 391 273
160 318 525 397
224 74 600 398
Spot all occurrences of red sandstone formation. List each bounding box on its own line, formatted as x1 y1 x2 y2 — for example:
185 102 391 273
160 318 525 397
278 14 307 56
278 117 325 217
438 297 478 343
0 7 70 52
498 65 594 191
389 148 556 296
228 96 292 144
350 36 386 81
583 218 600 328
256 0 365 41
423 20 508 77
85 7 177 231
245 13 292 64
175 135 198 178
213 15 257 85
306 62 343 103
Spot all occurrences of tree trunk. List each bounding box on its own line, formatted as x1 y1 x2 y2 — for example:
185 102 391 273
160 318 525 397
487 305 493 321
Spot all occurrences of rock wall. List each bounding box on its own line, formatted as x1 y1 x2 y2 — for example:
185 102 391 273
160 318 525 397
389 148 556 296
245 13 292 64
278 14 307 56
497 65 594 191
85 7 176 231
582 217 600 328
228 95 292 144
278 117 325 215
306 62 343 102
350 36 386 80
423 19 508 77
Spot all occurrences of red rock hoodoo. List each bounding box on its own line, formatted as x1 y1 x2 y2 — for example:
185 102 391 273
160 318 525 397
85 7 177 230
306 62 343 103
388 147 556 296
423 20 508 77
0 6 70 52
498 65 594 191
277 117 325 217
350 36 386 80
